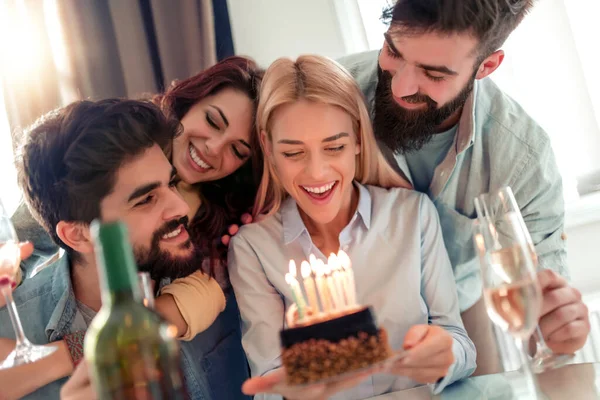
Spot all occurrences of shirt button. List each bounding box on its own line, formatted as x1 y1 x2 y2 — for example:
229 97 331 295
440 171 446 177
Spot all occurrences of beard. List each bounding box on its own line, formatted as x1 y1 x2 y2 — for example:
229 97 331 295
373 68 475 154
135 216 203 284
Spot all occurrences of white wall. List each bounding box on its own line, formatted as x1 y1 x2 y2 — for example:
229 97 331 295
226 0 352 67
566 221 600 296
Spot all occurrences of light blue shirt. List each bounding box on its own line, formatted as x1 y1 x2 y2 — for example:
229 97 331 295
338 51 568 311
405 125 458 193
228 184 476 400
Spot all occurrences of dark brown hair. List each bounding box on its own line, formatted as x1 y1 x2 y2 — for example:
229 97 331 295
15 99 179 260
383 0 534 60
154 56 264 272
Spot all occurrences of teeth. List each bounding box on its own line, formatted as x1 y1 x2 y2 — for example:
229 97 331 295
162 227 182 239
302 182 335 194
189 145 211 169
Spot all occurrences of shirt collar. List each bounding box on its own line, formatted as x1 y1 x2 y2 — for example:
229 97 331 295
281 182 372 245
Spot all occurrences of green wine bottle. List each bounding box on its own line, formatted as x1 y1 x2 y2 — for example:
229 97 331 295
84 221 186 399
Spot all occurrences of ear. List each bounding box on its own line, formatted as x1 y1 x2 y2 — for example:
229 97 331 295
354 128 362 155
260 130 273 157
56 221 94 255
475 50 504 80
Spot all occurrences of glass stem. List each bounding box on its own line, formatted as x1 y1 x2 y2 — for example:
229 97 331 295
1 284 29 347
516 337 542 399
534 326 553 356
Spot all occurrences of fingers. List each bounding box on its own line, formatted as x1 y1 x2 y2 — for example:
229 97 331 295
221 235 231 246
18 242 34 260
539 301 588 338
240 213 253 225
60 362 96 400
242 370 286 395
403 325 429 349
402 326 453 362
537 269 568 293
228 224 239 236
540 285 582 317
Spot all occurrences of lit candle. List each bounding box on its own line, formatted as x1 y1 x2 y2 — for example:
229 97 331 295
313 258 332 313
301 260 320 315
337 250 356 306
323 263 341 310
286 260 306 320
329 253 348 307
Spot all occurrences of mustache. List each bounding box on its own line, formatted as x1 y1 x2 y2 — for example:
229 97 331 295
154 216 189 240
401 92 437 108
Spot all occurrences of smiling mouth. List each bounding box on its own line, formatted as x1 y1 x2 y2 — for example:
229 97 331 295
301 181 338 199
189 144 213 170
162 225 183 240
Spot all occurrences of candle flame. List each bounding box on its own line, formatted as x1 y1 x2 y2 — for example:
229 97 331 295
285 273 293 284
328 253 339 270
337 249 351 270
309 254 317 264
301 260 312 279
289 260 297 277
315 259 326 277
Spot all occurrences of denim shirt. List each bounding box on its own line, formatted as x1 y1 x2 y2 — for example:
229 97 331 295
229 184 476 400
0 255 250 400
338 51 568 311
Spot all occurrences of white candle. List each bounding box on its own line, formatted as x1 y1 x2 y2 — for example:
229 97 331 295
313 259 333 313
329 253 348 308
337 250 357 306
323 263 341 310
301 260 320 315
286 261 307 320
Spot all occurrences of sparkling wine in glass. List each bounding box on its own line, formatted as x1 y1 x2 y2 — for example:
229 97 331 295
474 188 544 398
0 199 56 370
478 186 574 373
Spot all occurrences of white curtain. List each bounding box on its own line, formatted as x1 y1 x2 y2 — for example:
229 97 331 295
355 0 600 203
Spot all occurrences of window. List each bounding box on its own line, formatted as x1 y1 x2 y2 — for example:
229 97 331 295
0 84 20 215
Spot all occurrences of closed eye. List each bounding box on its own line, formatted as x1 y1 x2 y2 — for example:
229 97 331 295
326 145 345 153
282 151 303 158
424 71 446 82
135 195 155 207
232 145 249 160
206 113 220 130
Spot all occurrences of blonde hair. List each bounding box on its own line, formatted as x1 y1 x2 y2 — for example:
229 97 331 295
253 55 411 217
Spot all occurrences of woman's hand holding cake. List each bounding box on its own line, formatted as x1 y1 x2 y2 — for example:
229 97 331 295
390 325 455 384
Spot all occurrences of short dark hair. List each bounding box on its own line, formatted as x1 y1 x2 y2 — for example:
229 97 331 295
15 99 180 257
383 0 534 60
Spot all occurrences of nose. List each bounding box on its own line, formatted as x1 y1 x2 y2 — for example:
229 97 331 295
163 188 191 222
390 66 420 99
205 136 225 158
305 153 327 181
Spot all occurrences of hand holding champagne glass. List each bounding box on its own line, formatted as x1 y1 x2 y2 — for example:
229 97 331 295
474 187 544 398
0 199 56 370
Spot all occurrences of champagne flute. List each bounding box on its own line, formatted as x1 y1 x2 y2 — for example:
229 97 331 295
138 271 155 309
473 188 544 398
478 187 574 373
0 199 56 370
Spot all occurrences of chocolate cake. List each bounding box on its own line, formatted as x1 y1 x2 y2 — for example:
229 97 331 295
280 306 391 385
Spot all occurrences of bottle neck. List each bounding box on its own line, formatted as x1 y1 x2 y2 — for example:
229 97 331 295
93 221 141 307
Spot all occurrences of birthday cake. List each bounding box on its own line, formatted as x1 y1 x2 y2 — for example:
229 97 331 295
280 252 392 385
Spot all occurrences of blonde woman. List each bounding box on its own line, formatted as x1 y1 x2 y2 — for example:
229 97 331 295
228 55 476 400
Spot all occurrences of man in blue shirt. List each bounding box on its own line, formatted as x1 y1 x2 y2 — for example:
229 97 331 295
0 99 248 399
339 0 590 374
